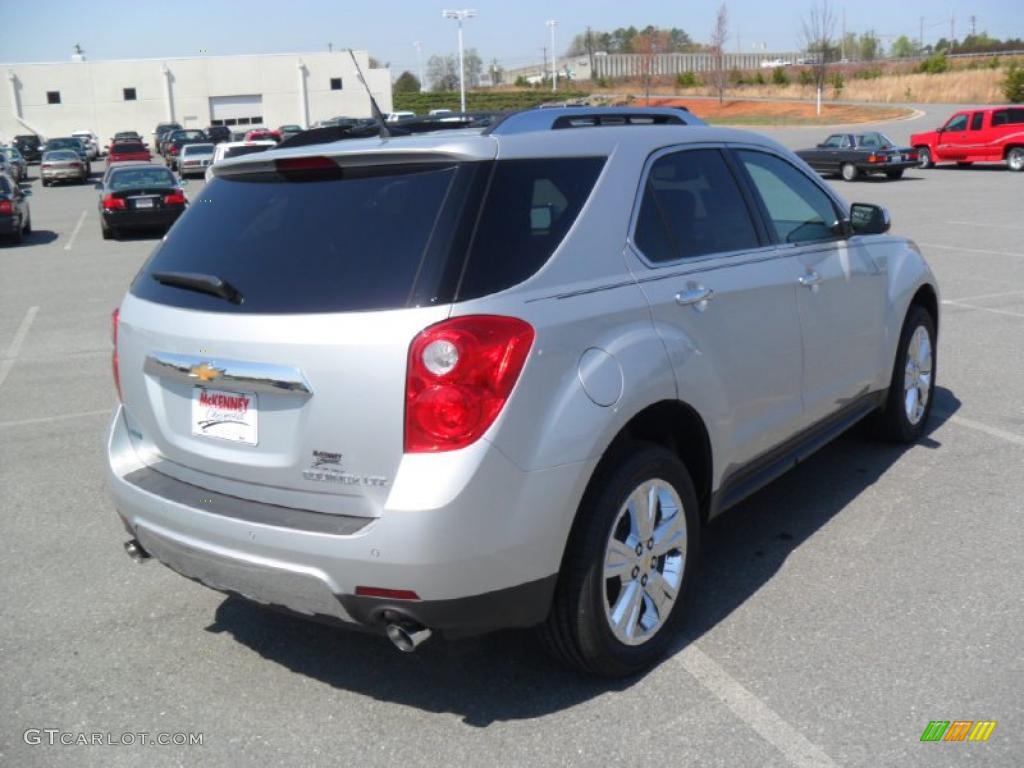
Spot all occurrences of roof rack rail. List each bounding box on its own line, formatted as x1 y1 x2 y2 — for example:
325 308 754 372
277 112 502 149
485 106 705 135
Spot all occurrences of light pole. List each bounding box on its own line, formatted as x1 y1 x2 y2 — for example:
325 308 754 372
546 19 558 92
443 9 476 113
413 40 424 92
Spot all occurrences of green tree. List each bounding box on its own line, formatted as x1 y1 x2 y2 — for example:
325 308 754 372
772 66 790 85
891 35 915 58
858 32 881 61
1003 62 1024 103
393 70 420 93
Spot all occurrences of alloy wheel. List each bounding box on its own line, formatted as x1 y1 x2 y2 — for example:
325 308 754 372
903 325 933 425
602 479 687 646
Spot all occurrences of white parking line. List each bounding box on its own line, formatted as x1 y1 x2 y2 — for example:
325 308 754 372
0 408 111 430
917 242 1024 259
0 306 40 389
943 289 1024 303
942 299 1024 320
63 210 87 251
947 220 1024 231
677 645 839 768
943 413 1024 449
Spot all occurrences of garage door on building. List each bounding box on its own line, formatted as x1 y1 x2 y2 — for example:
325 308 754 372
209 95 263 127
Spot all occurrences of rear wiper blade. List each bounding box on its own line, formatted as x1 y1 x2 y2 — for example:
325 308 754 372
152 271 243 304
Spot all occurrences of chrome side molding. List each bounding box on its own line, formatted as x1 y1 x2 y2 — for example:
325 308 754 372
143 352 313 397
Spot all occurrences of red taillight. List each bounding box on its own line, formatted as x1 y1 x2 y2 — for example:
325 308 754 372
102 194 126 210
868 154 883 164
169 145 179 155
163 190 186 205
354 586 420 600
0 200 12 215
275 156 336 172
405 316 535 453
111 308 122 402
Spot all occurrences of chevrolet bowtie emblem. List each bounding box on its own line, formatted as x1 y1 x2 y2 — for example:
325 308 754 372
189 362 223 382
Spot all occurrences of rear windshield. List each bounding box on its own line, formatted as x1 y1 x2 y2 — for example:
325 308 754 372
132 157 604 314
112 143 146 152
109 168 176 190
183 144 214 154
44 151 79 161
133 164 464 313
47 139 82 150
223 145 272 160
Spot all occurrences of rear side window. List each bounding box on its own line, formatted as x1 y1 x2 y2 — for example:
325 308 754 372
132 164 466 314
970 112 984 130
456 157 604 299
1009 108 1024 124
634 148 760 262
224 145 271 160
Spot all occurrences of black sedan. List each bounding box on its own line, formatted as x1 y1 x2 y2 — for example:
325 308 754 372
98 163 187 240
0 172 32 244
797 132 918 181
14 135 43 163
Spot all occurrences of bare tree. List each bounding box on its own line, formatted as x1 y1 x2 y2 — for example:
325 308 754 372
636 28 669 104
801 0 837 115
709 4 729 104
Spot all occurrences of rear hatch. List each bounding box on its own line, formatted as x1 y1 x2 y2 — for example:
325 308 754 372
117 150 492 517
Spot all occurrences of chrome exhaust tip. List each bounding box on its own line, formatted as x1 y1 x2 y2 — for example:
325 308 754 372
386 622 432 652
124 539 150 563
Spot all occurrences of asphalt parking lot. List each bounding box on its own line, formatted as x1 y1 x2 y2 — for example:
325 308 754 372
2 106 1022 767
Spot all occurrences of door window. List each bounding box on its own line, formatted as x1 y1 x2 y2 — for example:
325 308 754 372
736 150 841 245
970 112 984 130
633 148 760 263
944 114 968 132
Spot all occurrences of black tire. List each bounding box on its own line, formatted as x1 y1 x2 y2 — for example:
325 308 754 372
11 218 24 244
873 305 937 443
539 443 701 677
41 179 50 187
23 215 31 234
840 162 859 182
886 169 905 180
917 147 933 169
101 222 113 240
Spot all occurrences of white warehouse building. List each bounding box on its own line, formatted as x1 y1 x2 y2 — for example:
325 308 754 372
1 49 392 144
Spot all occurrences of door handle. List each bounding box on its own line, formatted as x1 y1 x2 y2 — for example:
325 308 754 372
798 272 823 288
675 285 714 309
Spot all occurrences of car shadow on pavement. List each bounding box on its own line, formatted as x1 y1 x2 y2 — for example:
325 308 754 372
206 387 961 726
6 230 59 246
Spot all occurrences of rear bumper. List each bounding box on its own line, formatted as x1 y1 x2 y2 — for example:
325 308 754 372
107 406 591 636
0 215 21 234
103 208 183 230
41 168 85 180
857 160 918 173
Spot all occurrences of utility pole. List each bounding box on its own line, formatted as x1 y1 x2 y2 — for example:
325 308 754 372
841 7 846 60
585 26 595 74
443 9 477 113
969 14 977 38
547 19 558 92
540 46 547 85
327 42 333 53
413 41 424 92
950 11 955 52
919 16 924 55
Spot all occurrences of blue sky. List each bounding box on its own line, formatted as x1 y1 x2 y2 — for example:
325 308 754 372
2 0 1021 74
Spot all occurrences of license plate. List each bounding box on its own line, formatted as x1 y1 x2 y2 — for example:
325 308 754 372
891 154 902 162
191 388 258 445
134 198 155 209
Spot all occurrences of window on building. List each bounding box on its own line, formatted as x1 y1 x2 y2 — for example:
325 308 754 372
123 88 137 101
224 119 237 126
330 77 343 90
47 91 61 105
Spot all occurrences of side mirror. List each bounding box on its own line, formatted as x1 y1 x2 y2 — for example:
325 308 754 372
850 203 891 235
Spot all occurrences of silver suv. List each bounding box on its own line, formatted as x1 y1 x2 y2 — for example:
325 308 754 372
107 108 939 676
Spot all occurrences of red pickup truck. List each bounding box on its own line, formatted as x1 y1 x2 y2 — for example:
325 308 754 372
911 106 1024 171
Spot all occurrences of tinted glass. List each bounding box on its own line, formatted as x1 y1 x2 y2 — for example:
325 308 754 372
0 176 10 194
992 110 1007 126
738 150 840 244
112 143 146 153
182 144 214 155
1009 108 1024 124
43 151 79 161
822 135 843 147
457 157 605 299
223 145 272 160
634 149 759 263
945 115 968 131
109 168 176 190
970 112 984 130
133 164 462 314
